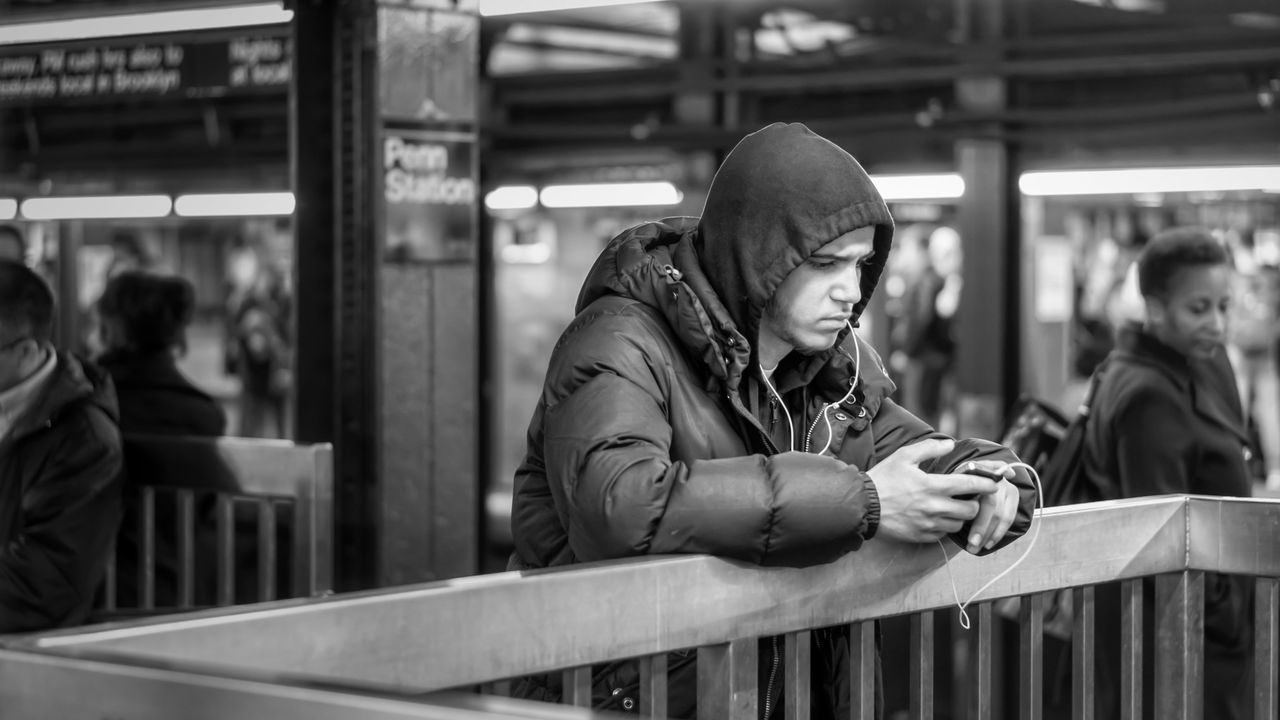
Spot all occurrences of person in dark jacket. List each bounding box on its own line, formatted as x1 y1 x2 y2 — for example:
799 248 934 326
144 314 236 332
508 122 1038 718
0 260 123 633
1082 227 1252 719
95 270 227 608
96 271 226 437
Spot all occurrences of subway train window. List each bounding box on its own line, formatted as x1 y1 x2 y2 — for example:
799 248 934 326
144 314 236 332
8 216 295 440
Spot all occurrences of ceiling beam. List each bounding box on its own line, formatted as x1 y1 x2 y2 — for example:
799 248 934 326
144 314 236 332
492 42 1280 104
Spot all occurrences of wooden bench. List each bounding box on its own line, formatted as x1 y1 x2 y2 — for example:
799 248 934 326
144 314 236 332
96 434 334 616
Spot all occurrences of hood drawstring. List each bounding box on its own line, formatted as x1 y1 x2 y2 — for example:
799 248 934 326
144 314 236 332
758 321 862 455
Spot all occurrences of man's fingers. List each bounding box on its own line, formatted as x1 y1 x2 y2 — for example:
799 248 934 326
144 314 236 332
933 472 999 497
895 438 956 465
968 502 996 553
983 485 1020 550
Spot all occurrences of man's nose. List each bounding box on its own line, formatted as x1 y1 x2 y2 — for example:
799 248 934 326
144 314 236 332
831 268 862 305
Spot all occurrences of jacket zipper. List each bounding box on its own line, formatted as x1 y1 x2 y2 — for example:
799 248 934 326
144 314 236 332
763 635 780 719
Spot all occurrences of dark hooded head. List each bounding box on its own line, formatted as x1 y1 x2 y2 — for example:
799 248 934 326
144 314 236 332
694 123 894 354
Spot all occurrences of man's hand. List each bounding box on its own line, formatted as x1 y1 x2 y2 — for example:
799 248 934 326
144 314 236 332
867 439 998 544
958 460 1021 554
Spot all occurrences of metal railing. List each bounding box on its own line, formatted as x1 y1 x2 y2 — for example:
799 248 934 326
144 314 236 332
4 495 1278 719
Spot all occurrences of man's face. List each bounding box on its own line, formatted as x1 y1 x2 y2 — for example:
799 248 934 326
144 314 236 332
760 226 876 355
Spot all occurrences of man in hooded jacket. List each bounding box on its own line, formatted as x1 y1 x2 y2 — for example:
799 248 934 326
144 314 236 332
0 260 123 633
508 123 1037 718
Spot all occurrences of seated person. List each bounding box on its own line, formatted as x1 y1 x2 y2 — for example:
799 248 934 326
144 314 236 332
96 271 226 436
94 271 227 609
0 260 122 633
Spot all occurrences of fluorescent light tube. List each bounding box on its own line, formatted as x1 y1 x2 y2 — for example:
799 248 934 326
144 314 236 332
484 186 538 211
540 181 681 208
1019 166 1280 196
0 3 292 46
870 174 965 201
20 195 172 220
479 0 664 16
0 199 16 220
174 192 295 217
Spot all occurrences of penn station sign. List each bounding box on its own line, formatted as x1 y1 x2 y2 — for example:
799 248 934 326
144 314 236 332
382 129 477 263
0 34 290 104
383 134 475 206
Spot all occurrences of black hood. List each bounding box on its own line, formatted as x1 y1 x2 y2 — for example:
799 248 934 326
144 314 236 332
694 122 894 357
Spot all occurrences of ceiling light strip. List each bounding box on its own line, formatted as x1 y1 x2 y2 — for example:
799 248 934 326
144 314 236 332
20 195 172 220
478 0 665 17
0 3 293 46
1019 166 1280 196
870 174 965 201
174 192 295 217
540 181 681 208
484 186 538 211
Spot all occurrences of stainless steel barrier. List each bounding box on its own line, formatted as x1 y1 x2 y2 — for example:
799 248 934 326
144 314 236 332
6 495 1279 719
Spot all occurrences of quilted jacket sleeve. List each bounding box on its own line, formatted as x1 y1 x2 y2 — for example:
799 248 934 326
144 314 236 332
541 312 877 568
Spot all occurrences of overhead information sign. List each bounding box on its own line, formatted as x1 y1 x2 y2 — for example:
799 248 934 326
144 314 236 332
0 33 290 104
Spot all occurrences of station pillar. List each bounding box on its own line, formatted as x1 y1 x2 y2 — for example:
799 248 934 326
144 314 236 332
292 0 480 590
952 0 1018 441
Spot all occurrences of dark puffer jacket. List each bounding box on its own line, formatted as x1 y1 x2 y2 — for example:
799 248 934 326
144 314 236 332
0 351 123 633
508 123 1036 717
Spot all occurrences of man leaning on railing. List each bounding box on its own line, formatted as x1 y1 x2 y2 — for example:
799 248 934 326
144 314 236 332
506 122 1038 719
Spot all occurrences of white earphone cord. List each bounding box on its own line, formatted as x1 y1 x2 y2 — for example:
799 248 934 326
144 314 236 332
939 461 1044 630
759 320 861 455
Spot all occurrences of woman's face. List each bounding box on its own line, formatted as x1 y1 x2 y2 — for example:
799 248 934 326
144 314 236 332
1146 264 1233 360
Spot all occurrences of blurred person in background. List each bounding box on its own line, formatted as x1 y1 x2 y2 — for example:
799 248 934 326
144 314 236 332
1223 229 1280 489
231 263 292 438
95 270 227 609
900 225 962 434
0 224 25 263
0 260 122 632
96 270 226 436
1083 227 1252 719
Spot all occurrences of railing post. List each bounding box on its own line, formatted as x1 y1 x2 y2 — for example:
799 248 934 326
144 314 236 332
562 666 591 708
910 612 934 720
1019 593 1044 720
640 653 668 719
1120 579 1143 720
848 621 876 719
967 604 994 720
1072 585 1095 720
1154 571 1204 720
784 631 810 720
1256 578 1278 720
698 638 757 720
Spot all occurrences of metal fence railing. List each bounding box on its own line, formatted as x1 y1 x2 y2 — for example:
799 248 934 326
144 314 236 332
4 495 1277 719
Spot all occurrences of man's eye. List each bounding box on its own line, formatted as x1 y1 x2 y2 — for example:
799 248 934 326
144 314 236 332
808 259 836 269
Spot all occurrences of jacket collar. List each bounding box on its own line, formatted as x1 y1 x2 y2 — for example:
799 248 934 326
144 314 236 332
1115 323 1249 445
7 351 118 442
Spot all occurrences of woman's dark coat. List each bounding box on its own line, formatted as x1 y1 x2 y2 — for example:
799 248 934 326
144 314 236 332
508 123 1037 718
97 349 226 437
1083 322 1253 720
